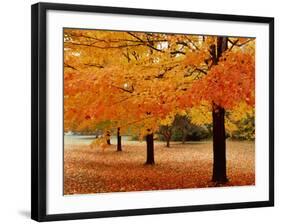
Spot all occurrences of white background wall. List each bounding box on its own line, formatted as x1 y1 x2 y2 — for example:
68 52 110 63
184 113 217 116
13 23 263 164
0 0 279 223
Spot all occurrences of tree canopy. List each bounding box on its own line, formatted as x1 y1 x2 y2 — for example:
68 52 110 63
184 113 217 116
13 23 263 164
64 29 255 140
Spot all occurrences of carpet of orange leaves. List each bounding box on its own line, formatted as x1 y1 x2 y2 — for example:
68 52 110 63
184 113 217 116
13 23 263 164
64 140 255 195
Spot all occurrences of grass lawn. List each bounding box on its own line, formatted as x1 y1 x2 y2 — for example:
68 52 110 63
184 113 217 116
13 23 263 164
64 140 255 195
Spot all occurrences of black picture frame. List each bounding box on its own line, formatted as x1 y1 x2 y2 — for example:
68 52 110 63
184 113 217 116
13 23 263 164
31 2 274 222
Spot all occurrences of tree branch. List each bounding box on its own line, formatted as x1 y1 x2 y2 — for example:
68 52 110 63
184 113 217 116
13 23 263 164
65 41 144 49
65 32 167 44
83 63 104 68
170 50 186 55
111 84 134 93
228 38 253 51
64 63 78 70
127 32 165 53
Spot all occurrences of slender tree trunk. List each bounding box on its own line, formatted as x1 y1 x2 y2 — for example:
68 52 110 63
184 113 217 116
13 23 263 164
145 131 155 165
166 138 170 148
181 129 186 144
106 131 111 145
210 36 228 183
164 131 171 148
117 127 122 152
212 105 228 182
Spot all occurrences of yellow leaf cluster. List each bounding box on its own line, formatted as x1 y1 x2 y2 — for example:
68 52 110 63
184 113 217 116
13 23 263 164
188 104 212 126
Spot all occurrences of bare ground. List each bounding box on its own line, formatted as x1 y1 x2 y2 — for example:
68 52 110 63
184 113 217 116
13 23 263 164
64 140 255 195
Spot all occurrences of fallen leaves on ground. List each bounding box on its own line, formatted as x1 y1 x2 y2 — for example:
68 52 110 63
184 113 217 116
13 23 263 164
64 140 255 195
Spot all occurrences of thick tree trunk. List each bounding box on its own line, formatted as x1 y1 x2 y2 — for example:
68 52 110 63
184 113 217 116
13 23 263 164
145 132 155 165
212 105 228 182
210 36 228 183
117 127 122 152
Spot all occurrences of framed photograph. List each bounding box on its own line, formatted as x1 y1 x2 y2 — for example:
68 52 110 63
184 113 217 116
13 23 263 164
31 2 274 222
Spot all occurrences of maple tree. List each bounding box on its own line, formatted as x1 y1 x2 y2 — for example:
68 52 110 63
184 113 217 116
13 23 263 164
64 29 198 163
63 29 255 181
178 36 255 182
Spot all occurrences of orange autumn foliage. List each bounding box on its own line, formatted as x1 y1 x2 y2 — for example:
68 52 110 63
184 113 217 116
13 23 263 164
63 29 255 138
178 51 255 110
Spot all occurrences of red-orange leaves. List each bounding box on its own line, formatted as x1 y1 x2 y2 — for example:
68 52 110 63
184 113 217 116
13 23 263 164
180 51 255 110
184 51 208 67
